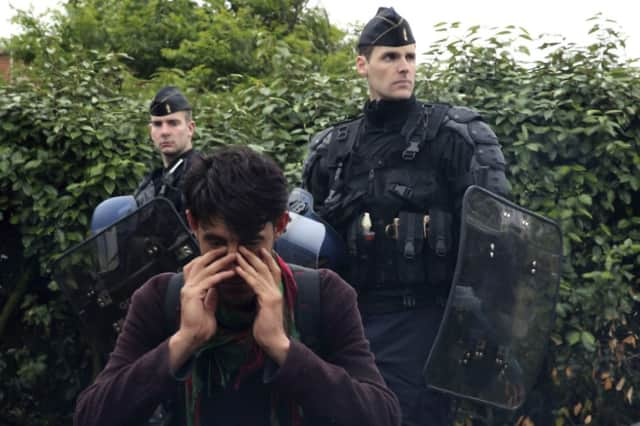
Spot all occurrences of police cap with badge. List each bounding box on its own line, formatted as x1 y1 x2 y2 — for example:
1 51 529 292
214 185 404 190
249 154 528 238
149 86 191 116
358 7 415 48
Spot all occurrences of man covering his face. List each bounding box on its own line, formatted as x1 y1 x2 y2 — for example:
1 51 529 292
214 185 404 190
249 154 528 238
75 146 401 426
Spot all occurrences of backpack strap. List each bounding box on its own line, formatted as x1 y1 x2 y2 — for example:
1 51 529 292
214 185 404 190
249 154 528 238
156 272 185 426
164 272 183 336
289 264 322 355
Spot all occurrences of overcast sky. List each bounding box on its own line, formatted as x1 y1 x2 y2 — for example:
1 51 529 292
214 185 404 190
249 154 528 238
310 0 639 61
2 0 639 60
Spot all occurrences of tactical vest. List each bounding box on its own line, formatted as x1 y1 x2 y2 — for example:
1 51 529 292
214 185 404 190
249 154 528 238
303 103 508 297
134 151 200 215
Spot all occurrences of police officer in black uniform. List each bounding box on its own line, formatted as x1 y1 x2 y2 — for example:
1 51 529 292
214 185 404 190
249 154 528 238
134 86 201 216
301 7 510 425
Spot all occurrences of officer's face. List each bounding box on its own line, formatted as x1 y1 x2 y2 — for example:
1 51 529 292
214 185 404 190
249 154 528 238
356 44 416 101
149 111 195 165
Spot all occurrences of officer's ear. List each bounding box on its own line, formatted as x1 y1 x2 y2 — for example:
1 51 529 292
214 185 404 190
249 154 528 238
186 115 196 135
356 55 368 77
186 209 199 232
274 212 290 237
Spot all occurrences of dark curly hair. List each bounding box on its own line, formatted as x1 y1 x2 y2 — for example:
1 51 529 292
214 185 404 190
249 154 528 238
182 146 288 242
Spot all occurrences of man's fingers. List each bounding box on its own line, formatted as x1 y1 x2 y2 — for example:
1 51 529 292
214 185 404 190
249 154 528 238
201 252 237 276
236 249 283 308
238 247 279 287
183 247 228 279
260 248 281 283
194 247 228 267
186 253 236 287
235 254 257 286
203 287 218 311
183 269 235 298
235 253 269 295
237 247 264 275
238 247 258 275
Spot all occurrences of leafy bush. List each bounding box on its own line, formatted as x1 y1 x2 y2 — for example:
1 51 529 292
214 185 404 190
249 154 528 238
0 42 149 425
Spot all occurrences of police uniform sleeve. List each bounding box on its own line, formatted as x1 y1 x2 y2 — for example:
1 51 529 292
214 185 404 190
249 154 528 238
266 269 401 426
74 274 178 426
301 127 333 210
441 106 511 200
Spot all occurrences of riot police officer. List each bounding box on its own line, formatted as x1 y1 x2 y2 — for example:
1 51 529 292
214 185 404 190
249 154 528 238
301 7 510 425
134 86 201 216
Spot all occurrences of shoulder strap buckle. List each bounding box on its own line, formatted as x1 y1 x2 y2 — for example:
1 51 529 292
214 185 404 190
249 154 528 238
336 125 349 142
402 140 421 160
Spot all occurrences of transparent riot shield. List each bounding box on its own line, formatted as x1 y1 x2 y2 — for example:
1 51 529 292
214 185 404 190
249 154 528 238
423 186 562 410
53 197 199 355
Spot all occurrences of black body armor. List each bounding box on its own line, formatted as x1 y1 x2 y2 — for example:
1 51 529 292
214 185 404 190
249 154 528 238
133 150 200 216
303 99 509 300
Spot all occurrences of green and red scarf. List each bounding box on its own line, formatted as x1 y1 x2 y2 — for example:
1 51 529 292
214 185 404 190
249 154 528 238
185 256 303 426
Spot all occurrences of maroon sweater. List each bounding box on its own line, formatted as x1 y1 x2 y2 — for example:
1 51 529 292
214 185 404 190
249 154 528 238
74 269 401 426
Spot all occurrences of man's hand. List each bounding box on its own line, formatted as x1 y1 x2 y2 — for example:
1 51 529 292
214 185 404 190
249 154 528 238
235 247 290 365
168 248 236 372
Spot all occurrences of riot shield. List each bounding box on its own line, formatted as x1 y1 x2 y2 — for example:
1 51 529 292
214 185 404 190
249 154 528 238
53 197 199 355
274 212 327 268
423 186 562 410
278 188 347 270
275 211 347 270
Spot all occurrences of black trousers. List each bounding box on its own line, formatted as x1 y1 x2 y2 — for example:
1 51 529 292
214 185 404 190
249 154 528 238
363 305 453 426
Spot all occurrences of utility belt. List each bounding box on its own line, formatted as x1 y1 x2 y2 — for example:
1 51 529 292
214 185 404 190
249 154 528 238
345 209 455 295
358 287 448 315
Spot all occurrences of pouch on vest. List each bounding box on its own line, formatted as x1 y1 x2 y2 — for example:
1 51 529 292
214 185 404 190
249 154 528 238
394 211 427 285
346 211 376 290
425 208 455 286
322 189 367 227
